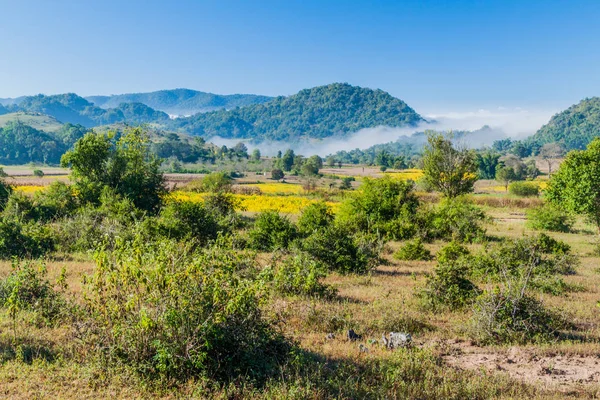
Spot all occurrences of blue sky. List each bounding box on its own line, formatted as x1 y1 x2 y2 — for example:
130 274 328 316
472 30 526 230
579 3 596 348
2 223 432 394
1 0 599 113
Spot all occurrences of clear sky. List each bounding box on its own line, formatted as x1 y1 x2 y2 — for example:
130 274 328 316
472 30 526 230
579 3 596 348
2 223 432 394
1 0 599 113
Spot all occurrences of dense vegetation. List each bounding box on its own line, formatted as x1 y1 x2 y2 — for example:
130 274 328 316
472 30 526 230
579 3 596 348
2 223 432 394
86 88 273 116
170 83 425 140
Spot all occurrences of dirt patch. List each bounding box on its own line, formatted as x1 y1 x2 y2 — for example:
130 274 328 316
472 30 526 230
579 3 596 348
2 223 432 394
442 341 600 390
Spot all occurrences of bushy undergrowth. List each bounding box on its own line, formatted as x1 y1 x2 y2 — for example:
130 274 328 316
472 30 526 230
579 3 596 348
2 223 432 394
81 235 290 383
470 287 570 345
429 198 487 243
508 181 540 197
248 211 297 251
393 239 432 261
296 202 334 236
301 226 380 274
527 204 574 233
270 252 335 298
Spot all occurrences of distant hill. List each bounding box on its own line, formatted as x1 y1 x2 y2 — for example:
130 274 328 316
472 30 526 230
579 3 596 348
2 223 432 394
169 83 425 141
0 112 64 132
526 97 600 150
86 89 273 116
15 94 169 127
0 104 7 116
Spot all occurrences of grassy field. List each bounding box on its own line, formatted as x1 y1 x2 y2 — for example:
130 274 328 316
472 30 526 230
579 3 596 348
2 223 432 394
0 112 63 132
1 169 600 398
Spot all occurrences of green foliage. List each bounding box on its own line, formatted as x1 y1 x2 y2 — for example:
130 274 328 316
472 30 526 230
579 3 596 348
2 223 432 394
248 211 297 251
470 288 569 345
0 121 67 164
301 226 378 274
32 169 44 177
61 127 166 213
297 202 334 236
476 151 500 179
271 253 335 298
336 176 419 237
429 198 487 243
82 236 290 383
271 168 284 181
0 261 67 325
436 241 470 264
339 176 354 190
526 97 600 151
495 166 518 191
0 220 55 259
545 138 600 229
526 204 574 233
509 181 540 197
193 171 233 193
170 83 424 141
393 239 432 261
419 249 480 311
422 132 478 198
152 200 219 244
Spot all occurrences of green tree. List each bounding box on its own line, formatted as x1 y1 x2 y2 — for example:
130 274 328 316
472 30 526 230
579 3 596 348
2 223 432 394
271 169 284 181
476 151 500 179
495 166 518 192
251 148 261 161
422 132 477 198
61 127 166 213
281 149 295 172
546 138 600 232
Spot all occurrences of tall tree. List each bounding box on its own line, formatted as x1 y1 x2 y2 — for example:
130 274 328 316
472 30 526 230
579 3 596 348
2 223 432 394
539 143 564 176
545 138 600 232
422 132 477 198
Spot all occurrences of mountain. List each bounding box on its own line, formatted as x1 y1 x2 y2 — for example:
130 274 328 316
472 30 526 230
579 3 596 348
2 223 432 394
0 104 7 116
0 97 25 106
0 112 64 132
169 83 425 141
16 94 169 127
526 97 600 150
86 89 273 116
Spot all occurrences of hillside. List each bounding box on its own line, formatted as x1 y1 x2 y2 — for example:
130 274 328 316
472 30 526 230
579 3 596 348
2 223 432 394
0 104 7 115
86 89 273 116
0 112 64 132
526 97 600 150
16 94 169 127
169 83 425 141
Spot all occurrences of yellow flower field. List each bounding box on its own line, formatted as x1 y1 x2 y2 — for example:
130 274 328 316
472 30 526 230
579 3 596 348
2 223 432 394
171 191 338 214
381 169 424 181
14 185 45 194
244 182 304 194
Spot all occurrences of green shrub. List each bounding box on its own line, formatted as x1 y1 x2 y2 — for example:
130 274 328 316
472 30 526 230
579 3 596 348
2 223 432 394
339 176 354 190
526 204 574 233
82 236 290 383
297 202 334 236
470 288 569 345
436 241 470 264
508 181 540 197
0 178 12 210
419 256 480 311
248 211 297 251
429 198 487 242
33 181 79 221
301 226 378 274
336 177 419 236
33 169 44 178
0 220 55 259
187 172 232 193
0 261 66 325
271 253 335 298
153 200 219 244
393 239 432 261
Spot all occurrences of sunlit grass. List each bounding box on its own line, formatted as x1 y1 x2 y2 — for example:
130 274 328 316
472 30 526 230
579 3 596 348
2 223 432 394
381 168 424 181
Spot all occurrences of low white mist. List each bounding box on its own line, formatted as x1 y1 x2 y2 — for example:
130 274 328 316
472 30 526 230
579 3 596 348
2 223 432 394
208 107 558 157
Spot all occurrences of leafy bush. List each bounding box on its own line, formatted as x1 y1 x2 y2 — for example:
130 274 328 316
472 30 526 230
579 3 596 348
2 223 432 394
152 200 219 244
526 204 574 233
336 177 419 237
393 239 432 261
33 169 44 177
82 236 290 383
248 211 297 251
429 198 487 243
33 181 79 221
297 202 334 236
302 226 379 274
509 181 539 197
271 253 335 298
436 241 470 264
419 256 480 311
187 172 232 193
0 220 55 259
0 261 67 325
470 288 569 345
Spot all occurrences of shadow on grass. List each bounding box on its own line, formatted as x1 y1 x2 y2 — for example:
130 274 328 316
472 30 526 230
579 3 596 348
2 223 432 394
0 337 56 364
